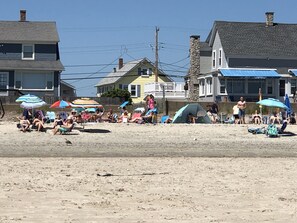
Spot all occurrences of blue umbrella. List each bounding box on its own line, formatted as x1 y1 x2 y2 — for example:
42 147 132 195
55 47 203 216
284 94 292 116
16 94 43 103
120 101 129 108
256 98 288 110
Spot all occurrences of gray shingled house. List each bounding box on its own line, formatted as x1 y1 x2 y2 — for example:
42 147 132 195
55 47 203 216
0 10 67 99
194 12 297 102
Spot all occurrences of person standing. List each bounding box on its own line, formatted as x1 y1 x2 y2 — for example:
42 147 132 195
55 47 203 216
237 96 246 124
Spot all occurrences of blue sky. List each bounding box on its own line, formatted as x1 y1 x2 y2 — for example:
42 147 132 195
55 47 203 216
2 0 297 96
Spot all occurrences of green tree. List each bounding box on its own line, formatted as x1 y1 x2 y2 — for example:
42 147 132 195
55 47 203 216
101 88 132 103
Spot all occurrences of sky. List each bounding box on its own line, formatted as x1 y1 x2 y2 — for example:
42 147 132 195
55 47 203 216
2 0 297 96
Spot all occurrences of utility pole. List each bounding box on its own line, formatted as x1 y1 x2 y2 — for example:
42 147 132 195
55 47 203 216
155 26 159 83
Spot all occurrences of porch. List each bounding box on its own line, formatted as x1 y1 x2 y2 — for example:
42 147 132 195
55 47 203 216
144 82 188 101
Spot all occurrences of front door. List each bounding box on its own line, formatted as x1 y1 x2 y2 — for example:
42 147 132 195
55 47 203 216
0 72 8 96
279 80 285 97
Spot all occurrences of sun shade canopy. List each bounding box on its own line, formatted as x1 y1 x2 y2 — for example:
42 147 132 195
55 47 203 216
219 69 281 78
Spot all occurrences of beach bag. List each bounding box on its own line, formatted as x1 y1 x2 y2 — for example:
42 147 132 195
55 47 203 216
266 124 278 137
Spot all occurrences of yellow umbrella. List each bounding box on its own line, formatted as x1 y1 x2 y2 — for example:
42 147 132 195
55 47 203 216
71 98 103 108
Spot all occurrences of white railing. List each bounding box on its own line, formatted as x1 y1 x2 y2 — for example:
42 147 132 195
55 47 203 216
144 82 188 99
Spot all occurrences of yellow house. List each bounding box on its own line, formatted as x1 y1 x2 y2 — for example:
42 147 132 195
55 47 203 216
95 58 173 103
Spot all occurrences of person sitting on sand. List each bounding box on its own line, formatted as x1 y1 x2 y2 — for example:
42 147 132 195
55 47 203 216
118 111 129 123
187 113 196 124
53 118 74 135
32 115 45 132
18 116 31 132
53 114 64 129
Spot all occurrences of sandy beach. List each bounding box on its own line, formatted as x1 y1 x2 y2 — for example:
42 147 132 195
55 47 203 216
1 121 297 222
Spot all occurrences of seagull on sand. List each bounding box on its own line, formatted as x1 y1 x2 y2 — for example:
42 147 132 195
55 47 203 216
65 138 72 146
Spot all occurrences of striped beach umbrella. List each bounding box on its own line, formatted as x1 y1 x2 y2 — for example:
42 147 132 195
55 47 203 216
16 94 43 103
50 100 71 109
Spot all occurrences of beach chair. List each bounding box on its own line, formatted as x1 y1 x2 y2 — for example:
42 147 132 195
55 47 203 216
59 123 75 135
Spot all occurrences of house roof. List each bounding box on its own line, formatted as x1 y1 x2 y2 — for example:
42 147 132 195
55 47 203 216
0 60 64 71
95 58 169 87
61 80 76 89
207 21 297 59
0 21 60 42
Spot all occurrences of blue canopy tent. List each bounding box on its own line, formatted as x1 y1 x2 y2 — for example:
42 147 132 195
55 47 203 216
172 103 211 124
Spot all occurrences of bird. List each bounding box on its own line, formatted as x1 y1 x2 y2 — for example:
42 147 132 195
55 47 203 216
65 138 72 146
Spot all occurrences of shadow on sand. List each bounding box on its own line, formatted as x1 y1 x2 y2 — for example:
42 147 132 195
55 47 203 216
79 129 111 134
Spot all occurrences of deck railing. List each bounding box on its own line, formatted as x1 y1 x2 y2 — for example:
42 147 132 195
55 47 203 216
144 82 188 99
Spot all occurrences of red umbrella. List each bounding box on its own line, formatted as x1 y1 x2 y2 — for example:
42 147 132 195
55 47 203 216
50 100 71 109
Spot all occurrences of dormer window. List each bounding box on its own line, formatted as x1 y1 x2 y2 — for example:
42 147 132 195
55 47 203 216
138 67 152 77
22 44 34 60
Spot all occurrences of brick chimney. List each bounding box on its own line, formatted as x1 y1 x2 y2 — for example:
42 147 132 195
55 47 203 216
20 10 27 22
188 35 200 101
265 12 274 27
118 58 123 69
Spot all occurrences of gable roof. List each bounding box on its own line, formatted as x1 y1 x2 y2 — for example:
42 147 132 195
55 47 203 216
95 58 168 87
0 21 60 42
207 21 297 59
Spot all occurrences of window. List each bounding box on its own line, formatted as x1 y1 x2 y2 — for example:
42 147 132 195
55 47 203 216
14 71 53 90
291 79 297 96
212 50 216 68
22 44 34 60
219 79 226 94
138 67 152 76
267 79 273 94
119 84 128 90
129 84 141 97
0 72 8 96
218 49 222 67
199 79 205 95
227 79 245 94
248 79 266 94
206 78 212 95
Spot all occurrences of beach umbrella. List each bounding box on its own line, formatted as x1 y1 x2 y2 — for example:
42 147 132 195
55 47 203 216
284 94 292 116
71 98 103 108
172 103 211 124
85 108 96 113
50 100 71 109
119 101 129 108
256 98 288 110
20 101 47 109
16 94 43 103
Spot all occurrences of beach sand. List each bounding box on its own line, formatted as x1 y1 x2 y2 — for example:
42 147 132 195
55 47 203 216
1 121 297 222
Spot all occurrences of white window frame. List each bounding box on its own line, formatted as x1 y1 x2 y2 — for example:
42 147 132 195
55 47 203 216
212 50 216 68
290 78 297 97
199 79 205 96
22 44 35 60
128 84 140 97
14 71 54 91
218 48 222 67
206 78 212 95
0 72 9 96
219 78 227 95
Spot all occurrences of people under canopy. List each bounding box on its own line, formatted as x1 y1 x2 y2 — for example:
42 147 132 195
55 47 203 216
172 103 211 124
